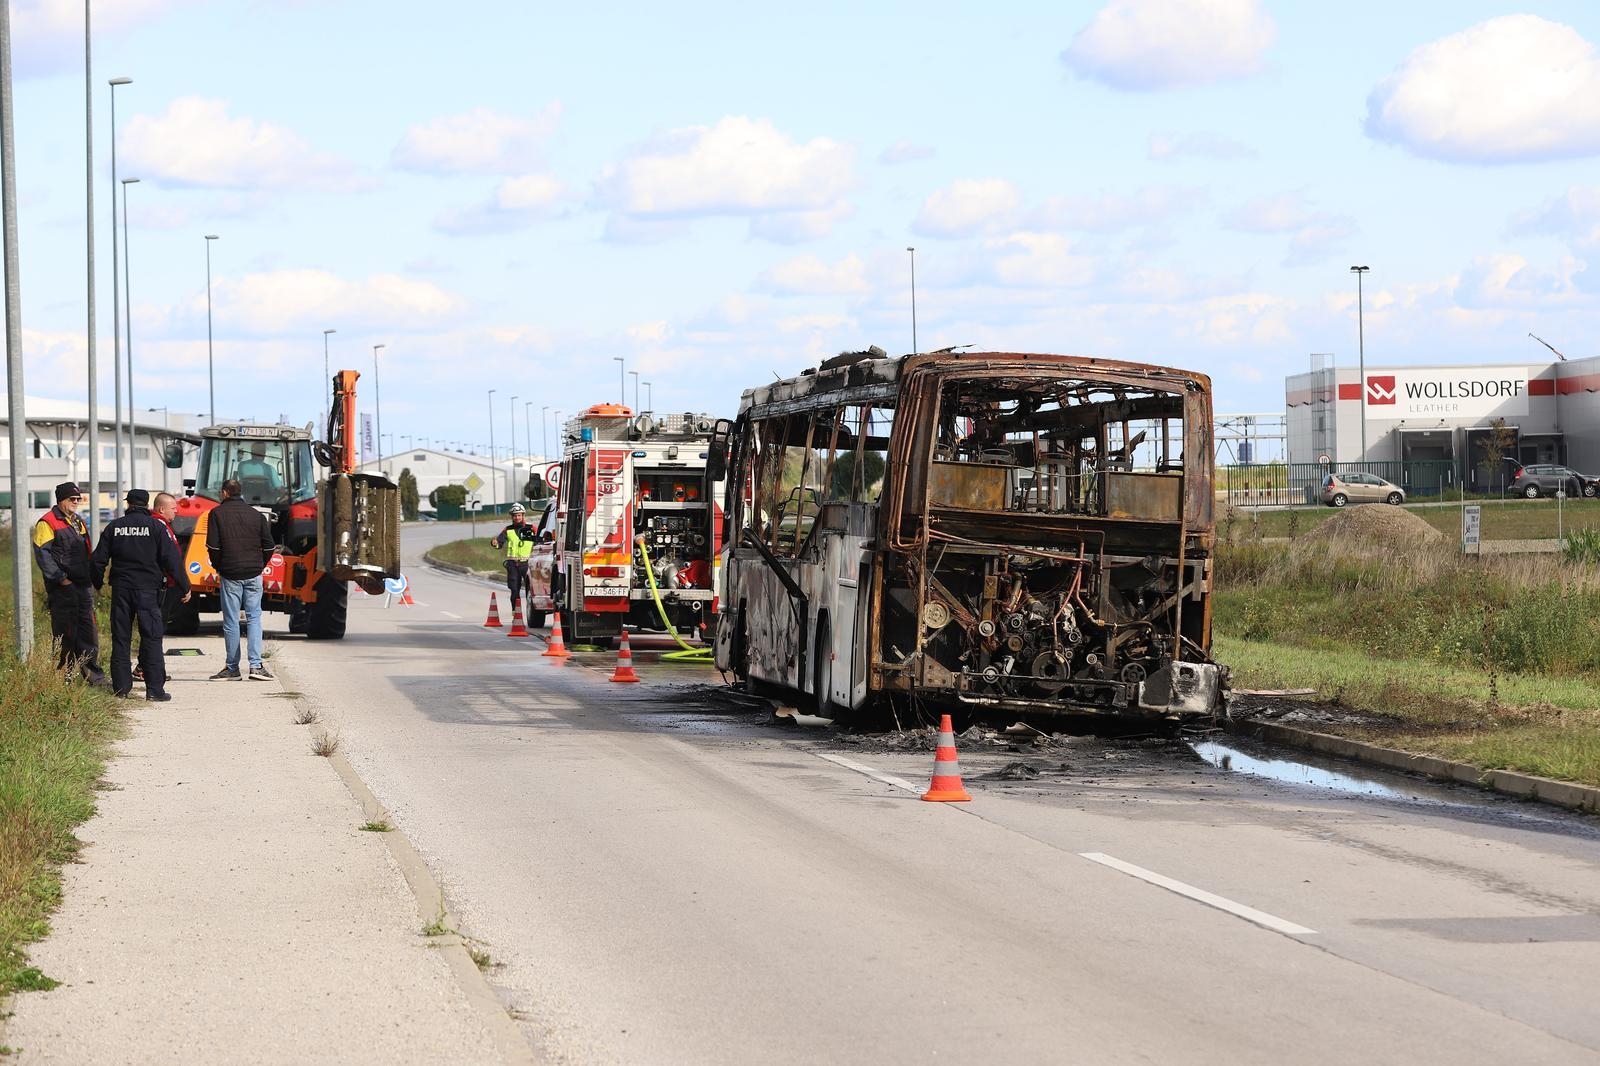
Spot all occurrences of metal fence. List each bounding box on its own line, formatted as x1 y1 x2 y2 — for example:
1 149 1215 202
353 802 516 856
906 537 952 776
1218 460 1458 507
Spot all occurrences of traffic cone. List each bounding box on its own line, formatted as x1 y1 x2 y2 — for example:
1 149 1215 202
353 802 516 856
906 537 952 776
608 629 641 683
506 604 530 638
542 612 572 659
400 583 416 606
921 714 972 802
483 592 503 628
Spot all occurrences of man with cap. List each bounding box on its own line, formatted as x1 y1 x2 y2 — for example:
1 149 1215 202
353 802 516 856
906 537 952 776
32 481 108 685
91 488 191 701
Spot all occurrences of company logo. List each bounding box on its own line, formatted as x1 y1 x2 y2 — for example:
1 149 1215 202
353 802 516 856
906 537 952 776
1366 376 1397 405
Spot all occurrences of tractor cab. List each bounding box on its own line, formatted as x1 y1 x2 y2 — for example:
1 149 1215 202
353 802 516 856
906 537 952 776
187 425 318 553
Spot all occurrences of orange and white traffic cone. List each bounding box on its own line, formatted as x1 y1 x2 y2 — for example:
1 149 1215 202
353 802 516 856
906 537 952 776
506 604 529 638
542 612 571 659
483 592 503 628
608 629 641 683
921 714 972 802
399 583 416 606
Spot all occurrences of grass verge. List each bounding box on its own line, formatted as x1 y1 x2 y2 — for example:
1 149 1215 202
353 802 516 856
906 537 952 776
1225 496 1600 542
0 636 122 998
426 538 503 573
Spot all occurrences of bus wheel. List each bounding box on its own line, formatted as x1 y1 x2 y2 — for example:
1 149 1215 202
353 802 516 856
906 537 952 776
813 616 840 719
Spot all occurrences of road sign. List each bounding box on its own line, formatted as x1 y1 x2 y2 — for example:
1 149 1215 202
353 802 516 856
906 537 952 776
383 575 407 595
1462 505 1481 552
464 472 484 492
1317 453 1332 465
466 494 481 511
544 462 562 489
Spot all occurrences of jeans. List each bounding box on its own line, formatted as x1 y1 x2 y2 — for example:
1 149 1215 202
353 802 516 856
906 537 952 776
221 574 264 671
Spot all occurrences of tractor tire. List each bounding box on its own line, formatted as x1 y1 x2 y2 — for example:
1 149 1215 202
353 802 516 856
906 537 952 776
306 575 348 640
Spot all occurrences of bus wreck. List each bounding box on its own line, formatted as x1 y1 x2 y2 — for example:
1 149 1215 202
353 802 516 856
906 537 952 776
711 349 1228 723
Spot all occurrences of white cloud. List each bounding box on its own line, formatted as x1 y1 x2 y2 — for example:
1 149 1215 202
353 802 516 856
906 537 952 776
914 178 1021 238
120 98 369 192
1366 16 1600 164
1222 192 1313 232
594 116 856 240
392 104 561 175
880 140 936 165
433 174 567 236
1509 187 1600 244
984 233 1096 288
212 270 467 335
1284 219 1359 268
14 0 184 78
1178 293 1294 346
750 203 856 244
1031 186 1204 232
1148 131 1255 160
1062 0 1275 91
1454 254 1584 309
755 254 869 296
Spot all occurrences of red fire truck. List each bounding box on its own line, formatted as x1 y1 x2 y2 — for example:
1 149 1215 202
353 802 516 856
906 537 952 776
527 404 726 644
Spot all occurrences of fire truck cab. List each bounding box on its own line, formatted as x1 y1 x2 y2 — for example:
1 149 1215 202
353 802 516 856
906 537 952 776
528 404 724 644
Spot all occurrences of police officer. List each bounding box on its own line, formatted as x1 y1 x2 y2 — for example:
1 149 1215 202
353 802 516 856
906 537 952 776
490 503 535 612
91 488 191 701
32 481 109 685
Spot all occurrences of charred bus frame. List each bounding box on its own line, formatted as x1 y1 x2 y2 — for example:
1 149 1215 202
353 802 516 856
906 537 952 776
711 350 1227 723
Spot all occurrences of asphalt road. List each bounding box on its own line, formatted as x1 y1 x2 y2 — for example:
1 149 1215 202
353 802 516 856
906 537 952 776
270 522 1600 1065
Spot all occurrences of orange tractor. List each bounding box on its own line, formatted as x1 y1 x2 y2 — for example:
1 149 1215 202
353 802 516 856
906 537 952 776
167 369 400 639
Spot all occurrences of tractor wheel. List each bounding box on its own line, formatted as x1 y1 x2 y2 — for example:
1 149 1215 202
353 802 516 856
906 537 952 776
306 575 348 640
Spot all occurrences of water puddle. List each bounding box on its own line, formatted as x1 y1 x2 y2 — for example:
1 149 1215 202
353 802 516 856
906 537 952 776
1191 739 1425 801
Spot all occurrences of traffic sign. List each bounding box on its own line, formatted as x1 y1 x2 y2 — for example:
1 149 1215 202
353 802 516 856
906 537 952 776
383 575 408 595
1462 505 1481 552
464 472 484 492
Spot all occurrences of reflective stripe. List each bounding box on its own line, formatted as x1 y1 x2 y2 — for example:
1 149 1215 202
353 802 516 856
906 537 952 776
931 760 962 776
937 731 957 746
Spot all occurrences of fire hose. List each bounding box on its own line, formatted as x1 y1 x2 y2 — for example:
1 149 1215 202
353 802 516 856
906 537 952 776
633 535 715 662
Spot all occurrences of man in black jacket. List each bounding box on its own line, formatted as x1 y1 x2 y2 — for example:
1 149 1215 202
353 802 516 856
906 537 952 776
205 478 276 681
91 488 191 700
32 481 109 686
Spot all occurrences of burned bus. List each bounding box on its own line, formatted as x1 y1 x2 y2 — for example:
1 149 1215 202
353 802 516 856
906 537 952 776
710 349 1228 723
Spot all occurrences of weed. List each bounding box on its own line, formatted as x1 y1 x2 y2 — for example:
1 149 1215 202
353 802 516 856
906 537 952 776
11 967 58 992
310 728 341 757
359 820 394 833
468 946 493 970
1562 526 1600 565
422 917 451 937
1285 508 1301 541
292 706 320 726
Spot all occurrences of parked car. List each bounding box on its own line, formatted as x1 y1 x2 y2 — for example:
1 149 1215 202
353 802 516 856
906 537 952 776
1506 463 1595 499
1321 471 1405 507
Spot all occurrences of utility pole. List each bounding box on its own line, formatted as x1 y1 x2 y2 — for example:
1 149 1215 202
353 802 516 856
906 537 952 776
2 0 34 652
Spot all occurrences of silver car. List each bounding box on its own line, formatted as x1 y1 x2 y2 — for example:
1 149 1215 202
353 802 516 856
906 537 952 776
1321 472 1405 507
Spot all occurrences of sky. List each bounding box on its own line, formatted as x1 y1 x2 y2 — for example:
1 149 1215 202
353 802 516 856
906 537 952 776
9 0 1600 457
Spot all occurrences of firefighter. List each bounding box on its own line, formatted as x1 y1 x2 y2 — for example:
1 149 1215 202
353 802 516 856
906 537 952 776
32 481 109 686
490 503 536 612
90 488 191 700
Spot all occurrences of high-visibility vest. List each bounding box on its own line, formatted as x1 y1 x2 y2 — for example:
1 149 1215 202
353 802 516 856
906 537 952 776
500 523 535 561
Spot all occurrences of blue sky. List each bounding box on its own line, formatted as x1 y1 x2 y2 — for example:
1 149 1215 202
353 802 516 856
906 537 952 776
11 0 1600 455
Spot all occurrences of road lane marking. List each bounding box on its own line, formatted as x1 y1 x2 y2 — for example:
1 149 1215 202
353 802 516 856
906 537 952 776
814 752 923 794
1079 852 1316 936
440 611 461 619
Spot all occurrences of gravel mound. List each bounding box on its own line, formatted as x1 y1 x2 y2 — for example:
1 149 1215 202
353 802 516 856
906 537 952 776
1302 505 1445 551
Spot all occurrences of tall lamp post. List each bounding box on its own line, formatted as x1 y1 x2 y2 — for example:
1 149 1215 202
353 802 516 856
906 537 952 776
121 176 138 497
204 234 218 423
643 381 651 413
487 389 499 512
372 343 385 473
108 75 130 511
907 246 918 356
4 0 36 649
510 394 519 500
612 356 624 406
629 370 639 413
83 9 100 542
147 406 168 492
524 401 533 461
1350 265 1369 462
320 328 335 435
540 405 549 463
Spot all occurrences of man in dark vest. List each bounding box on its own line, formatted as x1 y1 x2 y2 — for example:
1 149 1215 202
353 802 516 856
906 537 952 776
31 481 108 686
91 488 191 700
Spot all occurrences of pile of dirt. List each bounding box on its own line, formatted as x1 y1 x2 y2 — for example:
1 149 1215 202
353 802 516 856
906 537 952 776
1301 505 1445 551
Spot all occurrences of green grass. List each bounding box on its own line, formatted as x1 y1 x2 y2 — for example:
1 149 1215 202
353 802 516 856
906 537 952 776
1226 497 1600 542
1215 536 1600 787
0 554 123 998
359 820 394 833
427 538 505 573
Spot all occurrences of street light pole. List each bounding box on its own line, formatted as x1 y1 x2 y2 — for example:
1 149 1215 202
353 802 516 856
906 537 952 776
204 234 217 424
907 246 918 355
629 370 639 412
83 0 100 542
121 176 138 496
643 381 651 413
372 343 385 473
510 393 517 465
2 0 35 651
108 75 130 512
524 401 533 462
541 405 548 462
320 328 335 435
612 356 624 406
487 389 499 512
1350 265 1370 462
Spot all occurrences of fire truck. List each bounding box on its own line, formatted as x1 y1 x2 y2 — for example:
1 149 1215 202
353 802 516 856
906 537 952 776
527 404 726 644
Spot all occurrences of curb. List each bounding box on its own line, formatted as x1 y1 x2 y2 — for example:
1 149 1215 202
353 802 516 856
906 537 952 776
421 549 500 582
1232 719 1600 815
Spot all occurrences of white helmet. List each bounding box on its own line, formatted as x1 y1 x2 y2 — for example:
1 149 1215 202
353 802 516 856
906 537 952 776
509 503 526 515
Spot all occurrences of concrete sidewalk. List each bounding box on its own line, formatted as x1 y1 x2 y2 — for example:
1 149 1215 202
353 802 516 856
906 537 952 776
1 632 522 1065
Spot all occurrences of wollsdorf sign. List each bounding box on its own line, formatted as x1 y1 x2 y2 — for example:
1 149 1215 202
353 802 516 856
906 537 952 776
1364 367 1529 419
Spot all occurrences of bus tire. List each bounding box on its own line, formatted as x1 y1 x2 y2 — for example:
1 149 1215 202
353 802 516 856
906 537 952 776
813 615 841 719
306 575 348 640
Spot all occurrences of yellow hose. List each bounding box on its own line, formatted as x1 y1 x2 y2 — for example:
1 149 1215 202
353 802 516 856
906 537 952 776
634 535 715 662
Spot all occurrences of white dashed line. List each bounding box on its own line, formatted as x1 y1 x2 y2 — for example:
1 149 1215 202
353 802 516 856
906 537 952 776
1079 852 1316 936
440 611 461 619
813 752 923 794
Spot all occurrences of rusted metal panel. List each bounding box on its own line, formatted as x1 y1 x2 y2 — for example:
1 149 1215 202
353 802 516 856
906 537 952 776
927 461 1008 510
1104 472 1183 522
